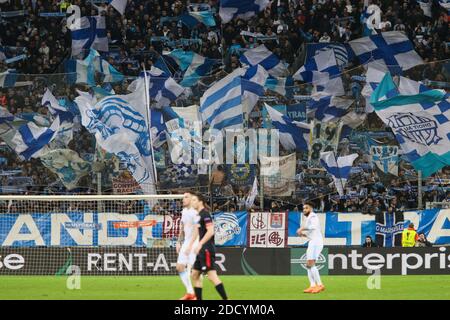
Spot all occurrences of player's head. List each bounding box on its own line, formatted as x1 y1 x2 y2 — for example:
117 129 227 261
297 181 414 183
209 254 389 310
303 201 314 216
190 192 207 211
182 192 192 208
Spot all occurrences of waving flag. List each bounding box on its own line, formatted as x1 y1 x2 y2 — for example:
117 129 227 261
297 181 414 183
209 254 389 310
70 16 108 57
168 50 215 87
130 67 184 108
438 0 450 10
0 112 71 160
320 151 359 196
40 149 92 190
306 43 354 68
200 68 244 131
108 0 128 15
65 49 123 86
245 177 258 209
308 96 354 122
417 0 432 17
75 78 156 193
181 10 216 28
219 0 270 23
293 48 340 85
241 65 269 114
264 103 310 152
349 31 423 73
240 44 289 77
370 73 450 177
0 70 17 88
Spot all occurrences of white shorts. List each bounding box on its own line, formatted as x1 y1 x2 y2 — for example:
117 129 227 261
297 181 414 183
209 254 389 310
306 244 323 261
177 242 197 266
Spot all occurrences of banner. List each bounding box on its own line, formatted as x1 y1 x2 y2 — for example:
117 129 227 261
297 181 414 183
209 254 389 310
288 209 450 246
286 103 307 122
112 176 141 194
309 120 342 166
370 145 399 183
214 211 247 246
261 153 296 196
376 211 404 247
0 247 448 276
248 212 288 248
225 163 256 187
0 209 449 247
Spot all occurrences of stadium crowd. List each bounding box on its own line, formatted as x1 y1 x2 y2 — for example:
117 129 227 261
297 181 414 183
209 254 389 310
0 0 449 212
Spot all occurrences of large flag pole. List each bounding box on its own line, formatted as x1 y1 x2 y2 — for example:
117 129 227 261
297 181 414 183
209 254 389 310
142 65 159 190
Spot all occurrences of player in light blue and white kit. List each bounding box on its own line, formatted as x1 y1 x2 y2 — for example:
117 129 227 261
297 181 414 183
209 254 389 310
297 201 325 294
176 192 199 300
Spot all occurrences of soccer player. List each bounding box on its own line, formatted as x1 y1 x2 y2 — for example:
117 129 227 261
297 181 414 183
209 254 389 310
296 201 325 294
190 193 228 300
176 192 199 300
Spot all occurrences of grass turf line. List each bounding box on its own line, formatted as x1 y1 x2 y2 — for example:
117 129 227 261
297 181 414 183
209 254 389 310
0 275 449 300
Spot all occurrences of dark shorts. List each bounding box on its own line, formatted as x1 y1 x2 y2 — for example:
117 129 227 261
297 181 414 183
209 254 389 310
193 247 216 273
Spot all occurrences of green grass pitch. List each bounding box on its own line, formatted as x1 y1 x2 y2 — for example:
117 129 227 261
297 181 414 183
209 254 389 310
1 275 449 300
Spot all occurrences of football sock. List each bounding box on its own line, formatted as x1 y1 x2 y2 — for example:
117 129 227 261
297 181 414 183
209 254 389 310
311 265 322 286
179 266 193 294
194 287 203 300
215 283 228 300
307 267 316 287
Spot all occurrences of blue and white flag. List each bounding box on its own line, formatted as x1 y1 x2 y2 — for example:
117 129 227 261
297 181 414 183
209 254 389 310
438 0 450 11
180 10 216 28
264 103 310 152
0 70 17 88
40 149 92 190
167 50 215 87
240 44 289 77
200 68 244 130
241 65 269 114
0 113 68 160
131 67 185 108
65 49 123 86
308 96 354 122
361 5 380 36
219 0 270 23
306 43 353 68
370 73 450 177
70 16 108 57
245 177 258 209
349 31 424 73
108 0 128 15
75 78 156 193
320 151 359 196
293 48 340 85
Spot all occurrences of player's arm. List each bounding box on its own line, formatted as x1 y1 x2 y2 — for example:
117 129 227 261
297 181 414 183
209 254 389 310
195 215 214 254
185 224 199 255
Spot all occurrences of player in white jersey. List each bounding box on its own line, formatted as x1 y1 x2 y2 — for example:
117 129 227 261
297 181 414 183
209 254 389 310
176 192 200 300
296 201 325 294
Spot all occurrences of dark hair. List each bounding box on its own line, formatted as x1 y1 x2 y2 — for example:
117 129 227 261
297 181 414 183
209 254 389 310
303 201 314 208
192 192 210 210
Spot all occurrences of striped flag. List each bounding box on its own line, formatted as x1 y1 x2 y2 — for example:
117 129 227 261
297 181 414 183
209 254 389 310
200 68 244 131
167 50 215 87
240 44 288 77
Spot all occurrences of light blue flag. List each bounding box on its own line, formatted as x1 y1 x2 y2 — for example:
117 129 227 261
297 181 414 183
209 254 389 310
75 78 156 193
0 70 17 88
40 149 92 190
264 103 310 152
265 75 294 98
320 151 359 196
370 73 450 177
181 10 216 28
168 50 215 87
219 0 270 23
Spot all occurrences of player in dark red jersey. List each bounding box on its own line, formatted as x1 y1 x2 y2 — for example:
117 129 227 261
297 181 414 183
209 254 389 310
190 193 228 300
